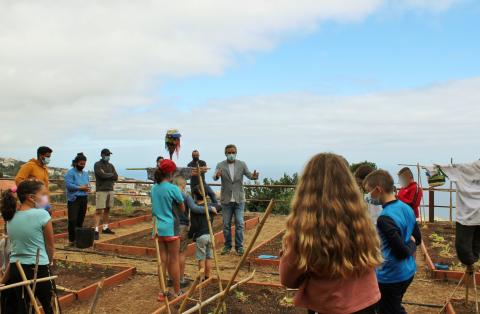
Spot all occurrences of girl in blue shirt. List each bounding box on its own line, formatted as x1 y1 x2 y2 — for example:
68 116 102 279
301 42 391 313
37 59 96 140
0 180 56 314
151 160 185 300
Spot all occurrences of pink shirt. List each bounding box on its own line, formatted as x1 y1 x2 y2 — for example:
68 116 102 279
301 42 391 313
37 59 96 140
280 250 380 314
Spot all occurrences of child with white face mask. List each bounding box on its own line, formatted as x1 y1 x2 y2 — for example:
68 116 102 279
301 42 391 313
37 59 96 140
0 180 55 314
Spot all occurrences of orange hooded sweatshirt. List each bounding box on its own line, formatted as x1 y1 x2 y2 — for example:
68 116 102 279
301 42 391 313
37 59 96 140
15 159 49 189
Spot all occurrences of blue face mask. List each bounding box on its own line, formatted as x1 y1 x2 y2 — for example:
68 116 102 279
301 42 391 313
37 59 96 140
226 153 236 162
42 157 51 165
103 156 110 162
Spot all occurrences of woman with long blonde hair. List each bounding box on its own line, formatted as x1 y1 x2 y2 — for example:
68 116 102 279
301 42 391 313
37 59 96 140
280 153 382 314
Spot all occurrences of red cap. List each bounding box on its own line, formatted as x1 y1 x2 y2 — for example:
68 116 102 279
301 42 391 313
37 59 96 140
160 159 177 174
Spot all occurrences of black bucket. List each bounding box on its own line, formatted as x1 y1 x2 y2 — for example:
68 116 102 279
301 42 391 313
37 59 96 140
75 227 95 249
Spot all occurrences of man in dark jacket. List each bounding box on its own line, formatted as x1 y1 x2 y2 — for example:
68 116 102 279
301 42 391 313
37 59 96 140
187 150 217 204
94 148 118 239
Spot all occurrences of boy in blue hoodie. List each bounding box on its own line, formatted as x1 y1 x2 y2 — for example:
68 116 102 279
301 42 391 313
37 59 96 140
364 170 422 314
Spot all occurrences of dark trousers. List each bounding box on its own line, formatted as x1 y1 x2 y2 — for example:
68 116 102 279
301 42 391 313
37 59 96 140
1 264 54 314
378 276 414 314
308 303 378 314
67 196 88 242
455 222 480 266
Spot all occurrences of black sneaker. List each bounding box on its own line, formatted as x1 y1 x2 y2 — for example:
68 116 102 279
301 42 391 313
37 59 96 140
167 279 173 287
94 231 99 240
236 248 245 256
102 228 115 235
221 247 231 255
180 280 190 289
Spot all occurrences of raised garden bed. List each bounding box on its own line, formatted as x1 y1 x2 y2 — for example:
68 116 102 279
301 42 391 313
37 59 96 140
53 208 151 239
95 215 260 258
154 280 303 314
248 230 284 267
51 259 136 308
421 222 480 282
447 299 479 314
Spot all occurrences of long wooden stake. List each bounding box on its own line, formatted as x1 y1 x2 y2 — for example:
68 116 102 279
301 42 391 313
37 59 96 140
196 166 225 312
178 269 204 313
473 266 479 314
213 200 275 314
15 262 41 314
449 158 454 223
88 278 104 314
0 275 58 292
153 218 172 314
28 248 40 314
181 271 255 314
439 271 467 313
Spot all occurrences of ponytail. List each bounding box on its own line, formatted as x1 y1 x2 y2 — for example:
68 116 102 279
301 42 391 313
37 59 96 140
1 180 44 221
1 189 17 221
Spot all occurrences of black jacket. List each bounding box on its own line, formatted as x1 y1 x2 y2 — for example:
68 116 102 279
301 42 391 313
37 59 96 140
188 210 215 241
94 160 118 191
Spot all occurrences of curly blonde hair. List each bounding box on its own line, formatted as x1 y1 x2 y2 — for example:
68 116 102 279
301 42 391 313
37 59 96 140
283 153 382 278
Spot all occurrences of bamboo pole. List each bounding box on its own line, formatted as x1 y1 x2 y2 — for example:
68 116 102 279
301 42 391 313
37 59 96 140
15 261 41 314
473 266 479 314
181 271 255 314
196 165 225 313
56 285 78 294
28 248 41 314
213 200 275 314
88 278 104 314
178 269 204 313
449 157 454 224
153 218 172 314
0 275 58 292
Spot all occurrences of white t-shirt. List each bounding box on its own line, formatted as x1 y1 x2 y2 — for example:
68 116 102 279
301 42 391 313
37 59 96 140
228 163 235 202
440 161 480 226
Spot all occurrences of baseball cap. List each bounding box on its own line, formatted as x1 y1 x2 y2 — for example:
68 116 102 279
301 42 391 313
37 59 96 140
101 148 112 156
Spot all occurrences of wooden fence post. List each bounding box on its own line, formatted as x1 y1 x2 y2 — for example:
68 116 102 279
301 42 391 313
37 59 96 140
429 189 435 223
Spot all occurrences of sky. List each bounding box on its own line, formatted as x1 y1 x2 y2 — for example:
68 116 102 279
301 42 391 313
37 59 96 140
1 0 479 182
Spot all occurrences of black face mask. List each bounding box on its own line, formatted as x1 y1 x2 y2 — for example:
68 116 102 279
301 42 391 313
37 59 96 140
192 157 199 162
76 165 85 171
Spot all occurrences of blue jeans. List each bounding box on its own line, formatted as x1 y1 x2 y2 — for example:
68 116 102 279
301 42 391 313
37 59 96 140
222 202 245 250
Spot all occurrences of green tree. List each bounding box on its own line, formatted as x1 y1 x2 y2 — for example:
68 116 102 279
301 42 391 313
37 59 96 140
349 161 377 174
245 173 297 215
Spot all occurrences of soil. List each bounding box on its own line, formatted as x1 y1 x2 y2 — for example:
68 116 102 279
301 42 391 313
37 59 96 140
56 215 472 314
252 232 284 259
421 222 480 271
107 215 254 248
52 208 150 234
63 275 163 314
52 260 116 294
451 299 479 314
174 283 304 314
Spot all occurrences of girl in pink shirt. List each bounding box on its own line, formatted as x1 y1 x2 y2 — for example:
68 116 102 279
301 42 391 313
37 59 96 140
280 153 383 314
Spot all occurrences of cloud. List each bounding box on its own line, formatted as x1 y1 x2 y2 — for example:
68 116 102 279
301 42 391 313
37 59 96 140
2 75 479 178
0 1 472 176
0 0 382 109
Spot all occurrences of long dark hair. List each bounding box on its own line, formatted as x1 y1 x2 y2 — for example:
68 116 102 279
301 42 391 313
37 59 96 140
1 180 44 221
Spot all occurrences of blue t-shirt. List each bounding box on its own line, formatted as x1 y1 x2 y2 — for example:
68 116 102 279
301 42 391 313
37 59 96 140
376 200 417 283
7 208 51 265
151 182 184 236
